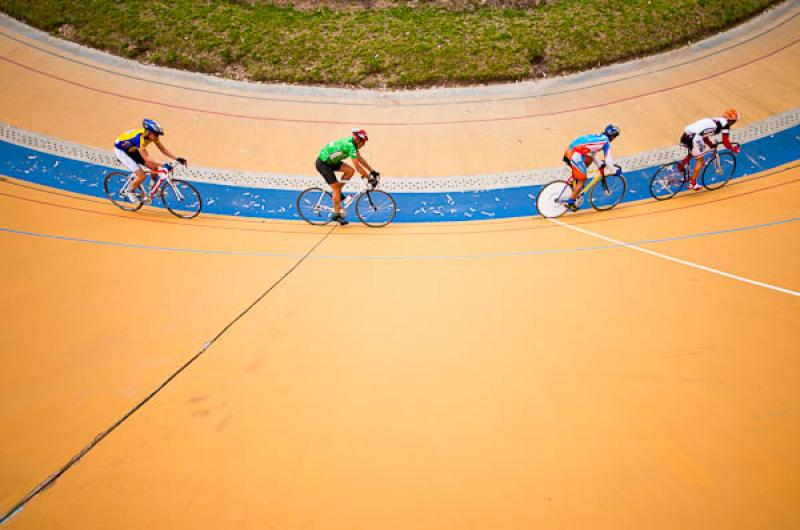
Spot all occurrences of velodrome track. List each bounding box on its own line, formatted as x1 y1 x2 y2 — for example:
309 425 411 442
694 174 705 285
1 3 799 529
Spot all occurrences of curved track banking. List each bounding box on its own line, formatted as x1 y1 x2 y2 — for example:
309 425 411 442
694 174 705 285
1 3 799 529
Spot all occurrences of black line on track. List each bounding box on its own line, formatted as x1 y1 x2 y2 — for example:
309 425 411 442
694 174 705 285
0 225 336 525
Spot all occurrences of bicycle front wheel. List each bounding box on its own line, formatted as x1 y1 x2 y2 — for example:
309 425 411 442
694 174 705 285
536 180 571 218
297 187 334 225
104 171 143 212
702 152 736 190
356 190 397 227
590 174 627 211
649 163 685 200
160 179 202 219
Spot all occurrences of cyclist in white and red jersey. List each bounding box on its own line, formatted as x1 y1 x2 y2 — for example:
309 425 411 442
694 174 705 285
677 108 740 190
114 118 186 203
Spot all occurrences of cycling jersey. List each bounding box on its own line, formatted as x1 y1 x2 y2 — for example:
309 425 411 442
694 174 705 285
114 128 152 153
563 134 616 179
683 117 732 137
681 117 735 157
319 137 358 165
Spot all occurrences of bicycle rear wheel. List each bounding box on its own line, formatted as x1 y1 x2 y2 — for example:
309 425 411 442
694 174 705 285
590 174 626 211
103 171 143 212
297 187 334 225
536 180 571 218
649 163 685 200
160 179 202 219
356 190 396 227
702 152 736 190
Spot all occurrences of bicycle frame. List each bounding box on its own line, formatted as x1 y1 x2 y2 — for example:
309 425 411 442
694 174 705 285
120 166 183 201
681 148 725 180
554 169 604 207
309 180 370 215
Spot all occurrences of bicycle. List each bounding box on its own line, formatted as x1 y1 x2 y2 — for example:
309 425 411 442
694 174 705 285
103 163 202 219
536 168 627 219
296 177 397 227
649 144 738 201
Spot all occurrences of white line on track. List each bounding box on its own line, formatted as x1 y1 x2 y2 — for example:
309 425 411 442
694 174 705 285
549 218 800 297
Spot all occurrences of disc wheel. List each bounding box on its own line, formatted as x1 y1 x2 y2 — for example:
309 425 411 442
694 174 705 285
536 180 571 218
356 190 397 227
649 163 686 201
160 179 203 219
702 152 737 190
104 171 143 212
297 187 334 225
590 174 627 211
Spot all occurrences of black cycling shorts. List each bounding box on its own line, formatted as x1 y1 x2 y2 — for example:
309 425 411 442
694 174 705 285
127 149 146 165
315 158 342 185
679 132 693 150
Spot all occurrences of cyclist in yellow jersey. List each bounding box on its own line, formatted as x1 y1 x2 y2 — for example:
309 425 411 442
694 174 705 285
114 118 187 203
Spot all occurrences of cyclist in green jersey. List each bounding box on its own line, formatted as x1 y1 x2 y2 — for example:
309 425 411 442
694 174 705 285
316 128 380 225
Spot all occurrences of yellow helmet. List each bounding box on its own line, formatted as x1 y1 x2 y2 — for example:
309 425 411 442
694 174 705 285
723 108 740 122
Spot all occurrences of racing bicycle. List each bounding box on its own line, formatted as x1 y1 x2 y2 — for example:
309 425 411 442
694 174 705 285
649 145 738 201
103 163 202 219
536 169 627 219
296 177 397 227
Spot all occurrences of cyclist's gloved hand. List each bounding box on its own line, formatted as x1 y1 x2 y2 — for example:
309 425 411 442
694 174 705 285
368 170 380 188
176 157 188 166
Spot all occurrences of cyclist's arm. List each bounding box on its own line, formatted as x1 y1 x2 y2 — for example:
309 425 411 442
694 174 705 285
137 147 161 170
720 130 738 152
354 153 374 177
152 138 180 161
596 144 616 174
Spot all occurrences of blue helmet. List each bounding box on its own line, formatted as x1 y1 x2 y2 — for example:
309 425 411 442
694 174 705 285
603 124 620 140
142 118 164 136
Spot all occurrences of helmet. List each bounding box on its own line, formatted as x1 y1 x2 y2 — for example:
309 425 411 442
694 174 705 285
143 118 164 136
603 124 620 140
352 128 368 142
723 108 739 122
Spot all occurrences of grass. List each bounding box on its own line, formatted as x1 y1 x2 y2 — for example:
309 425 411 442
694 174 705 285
0 0 782 88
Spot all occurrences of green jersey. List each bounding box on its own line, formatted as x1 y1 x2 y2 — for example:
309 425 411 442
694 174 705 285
319 137 358 165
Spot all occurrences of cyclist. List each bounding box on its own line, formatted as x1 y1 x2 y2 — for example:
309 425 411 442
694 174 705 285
677 109 741 190
562 124 621 211
114 118 187 203
316 129 380 225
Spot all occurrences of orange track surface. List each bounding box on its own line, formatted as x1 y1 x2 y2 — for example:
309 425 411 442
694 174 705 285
1 5 799 529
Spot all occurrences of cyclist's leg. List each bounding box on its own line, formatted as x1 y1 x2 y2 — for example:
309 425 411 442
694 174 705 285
337 163 356 204
114 148 147 197
677 133 693 171
689 136 708 188
315 158 342 213
129 149 150 191
568 154 589 200
582 170 604 195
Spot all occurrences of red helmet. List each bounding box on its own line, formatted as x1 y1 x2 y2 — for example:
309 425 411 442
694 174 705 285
352 128 368 142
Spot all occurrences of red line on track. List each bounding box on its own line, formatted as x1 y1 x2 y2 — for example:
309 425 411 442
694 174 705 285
1 37 798 126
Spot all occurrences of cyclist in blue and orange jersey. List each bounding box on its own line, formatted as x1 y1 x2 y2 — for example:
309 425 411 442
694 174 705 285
677 108 740 190
316 128 380 225
114 118 187 203
562 124 621 210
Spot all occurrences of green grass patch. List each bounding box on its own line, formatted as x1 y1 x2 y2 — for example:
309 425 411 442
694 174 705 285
0 0 781 88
